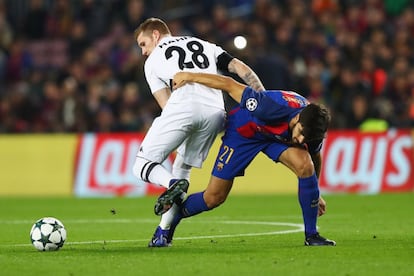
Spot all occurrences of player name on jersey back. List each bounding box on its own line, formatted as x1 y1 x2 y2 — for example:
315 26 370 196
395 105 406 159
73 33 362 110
157 36 191 49
145 36 225 108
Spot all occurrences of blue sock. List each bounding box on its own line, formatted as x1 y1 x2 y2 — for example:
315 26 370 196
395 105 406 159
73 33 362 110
166 192 210 242
180 192 210 218
298 173 320 237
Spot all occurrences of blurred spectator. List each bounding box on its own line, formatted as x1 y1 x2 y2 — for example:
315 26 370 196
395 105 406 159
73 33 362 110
359 54 387 97
76 0 110 39
5 38 33 83
0 1 13 51
47 0 74 38
39 80 63 132
346 93 370 129
122 0 148 32
68 20 90 60
115 82 147 132
1 0 414 133
22 0 48 39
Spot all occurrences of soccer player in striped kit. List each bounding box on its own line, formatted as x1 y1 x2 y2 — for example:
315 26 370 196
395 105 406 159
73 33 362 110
156 71 336 246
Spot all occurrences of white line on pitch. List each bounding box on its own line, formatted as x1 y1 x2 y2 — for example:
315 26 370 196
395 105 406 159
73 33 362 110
0 218 303 225
3 220 304 247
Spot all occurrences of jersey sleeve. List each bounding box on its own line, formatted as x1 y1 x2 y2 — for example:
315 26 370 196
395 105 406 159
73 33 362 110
205 42 232 72
240 87 299 122
216 52 234 72
144 57 168 94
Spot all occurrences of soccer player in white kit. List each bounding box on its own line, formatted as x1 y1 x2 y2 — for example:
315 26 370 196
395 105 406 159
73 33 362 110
132 18 264 247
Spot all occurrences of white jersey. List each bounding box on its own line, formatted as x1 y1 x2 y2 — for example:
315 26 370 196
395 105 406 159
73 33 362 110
144 36 225 108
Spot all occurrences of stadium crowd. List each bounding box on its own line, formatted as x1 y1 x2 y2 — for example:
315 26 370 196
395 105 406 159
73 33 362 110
0 0 413 133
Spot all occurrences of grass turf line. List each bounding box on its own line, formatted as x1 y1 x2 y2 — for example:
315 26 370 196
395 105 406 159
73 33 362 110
0 194 413 276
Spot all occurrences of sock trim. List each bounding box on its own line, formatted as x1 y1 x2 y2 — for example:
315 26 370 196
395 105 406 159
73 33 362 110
141 161 160 182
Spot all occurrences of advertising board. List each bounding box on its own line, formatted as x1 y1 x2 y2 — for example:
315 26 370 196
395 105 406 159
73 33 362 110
320 129 414 193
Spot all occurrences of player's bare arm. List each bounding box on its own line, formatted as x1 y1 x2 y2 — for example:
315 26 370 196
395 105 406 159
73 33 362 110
173 72 246 102
228 58 265 92
152 87 172 109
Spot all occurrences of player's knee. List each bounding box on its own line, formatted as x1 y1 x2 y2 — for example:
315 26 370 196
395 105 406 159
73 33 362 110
295 160 315 178
204 191 227 209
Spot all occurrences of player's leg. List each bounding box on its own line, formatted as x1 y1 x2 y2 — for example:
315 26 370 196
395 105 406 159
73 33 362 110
148 153 191 247
278 147 335 246
159 134 263 246
131 105 192 247
132 104 192 189
153 105 225 215
149 105 224 246
182 176 233 216
278 147 318 235
155 127 261 215
159 152 191 229
159 175 233 244
178 128 265 216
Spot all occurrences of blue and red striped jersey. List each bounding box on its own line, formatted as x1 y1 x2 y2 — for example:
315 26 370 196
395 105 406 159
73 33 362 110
228 87 309 143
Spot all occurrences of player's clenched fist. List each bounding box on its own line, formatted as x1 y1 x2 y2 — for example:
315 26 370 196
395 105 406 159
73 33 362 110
173 72 189 90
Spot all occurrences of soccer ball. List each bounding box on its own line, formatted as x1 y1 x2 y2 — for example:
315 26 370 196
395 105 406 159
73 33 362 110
29 217 67 251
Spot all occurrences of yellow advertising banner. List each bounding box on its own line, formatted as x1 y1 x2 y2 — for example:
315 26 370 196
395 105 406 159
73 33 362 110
0 135 76 196
0 134 296 197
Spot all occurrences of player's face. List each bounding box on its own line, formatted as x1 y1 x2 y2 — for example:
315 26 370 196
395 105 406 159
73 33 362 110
291 122 305 145
137 31 159 56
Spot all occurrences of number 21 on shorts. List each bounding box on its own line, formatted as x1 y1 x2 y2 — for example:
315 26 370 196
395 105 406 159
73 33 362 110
218 145 234 164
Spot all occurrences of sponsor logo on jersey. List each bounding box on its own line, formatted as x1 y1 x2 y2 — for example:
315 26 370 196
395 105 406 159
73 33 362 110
280 90 308 107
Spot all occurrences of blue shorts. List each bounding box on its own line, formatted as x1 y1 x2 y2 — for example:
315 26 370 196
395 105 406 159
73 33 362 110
211 130 289 180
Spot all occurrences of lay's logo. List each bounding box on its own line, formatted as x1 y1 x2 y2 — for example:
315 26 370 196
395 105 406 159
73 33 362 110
74 133 169 197
320 130 414 193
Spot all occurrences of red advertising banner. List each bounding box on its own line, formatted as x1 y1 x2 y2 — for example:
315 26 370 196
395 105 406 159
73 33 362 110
73 130 413 197
320 129 414 194
74 133 167 197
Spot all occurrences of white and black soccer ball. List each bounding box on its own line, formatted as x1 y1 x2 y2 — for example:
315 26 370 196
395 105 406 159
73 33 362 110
29 217 67 251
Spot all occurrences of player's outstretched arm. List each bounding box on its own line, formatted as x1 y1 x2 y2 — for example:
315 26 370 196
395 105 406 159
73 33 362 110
228 58 265 92
173 72 247 102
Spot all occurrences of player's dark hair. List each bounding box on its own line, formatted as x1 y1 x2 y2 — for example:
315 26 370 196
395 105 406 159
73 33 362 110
299 103 331 142
134 17 171 39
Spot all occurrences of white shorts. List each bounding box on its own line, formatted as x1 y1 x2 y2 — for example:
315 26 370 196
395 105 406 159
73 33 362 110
137 102 225 168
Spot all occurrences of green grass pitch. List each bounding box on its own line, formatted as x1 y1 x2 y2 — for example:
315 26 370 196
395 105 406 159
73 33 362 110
0 193 413 275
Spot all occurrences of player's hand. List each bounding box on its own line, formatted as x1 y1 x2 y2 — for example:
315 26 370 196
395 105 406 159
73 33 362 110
173 72 189 90
318 196 326 217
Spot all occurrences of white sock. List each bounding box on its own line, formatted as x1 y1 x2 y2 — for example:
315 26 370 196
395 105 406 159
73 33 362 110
159 204 180 229
132 157 173 188
159 153 191 230
147 165 174 188
172 153 191 180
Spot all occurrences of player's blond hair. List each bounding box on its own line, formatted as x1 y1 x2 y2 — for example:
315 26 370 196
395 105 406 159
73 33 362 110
134 17 171 39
